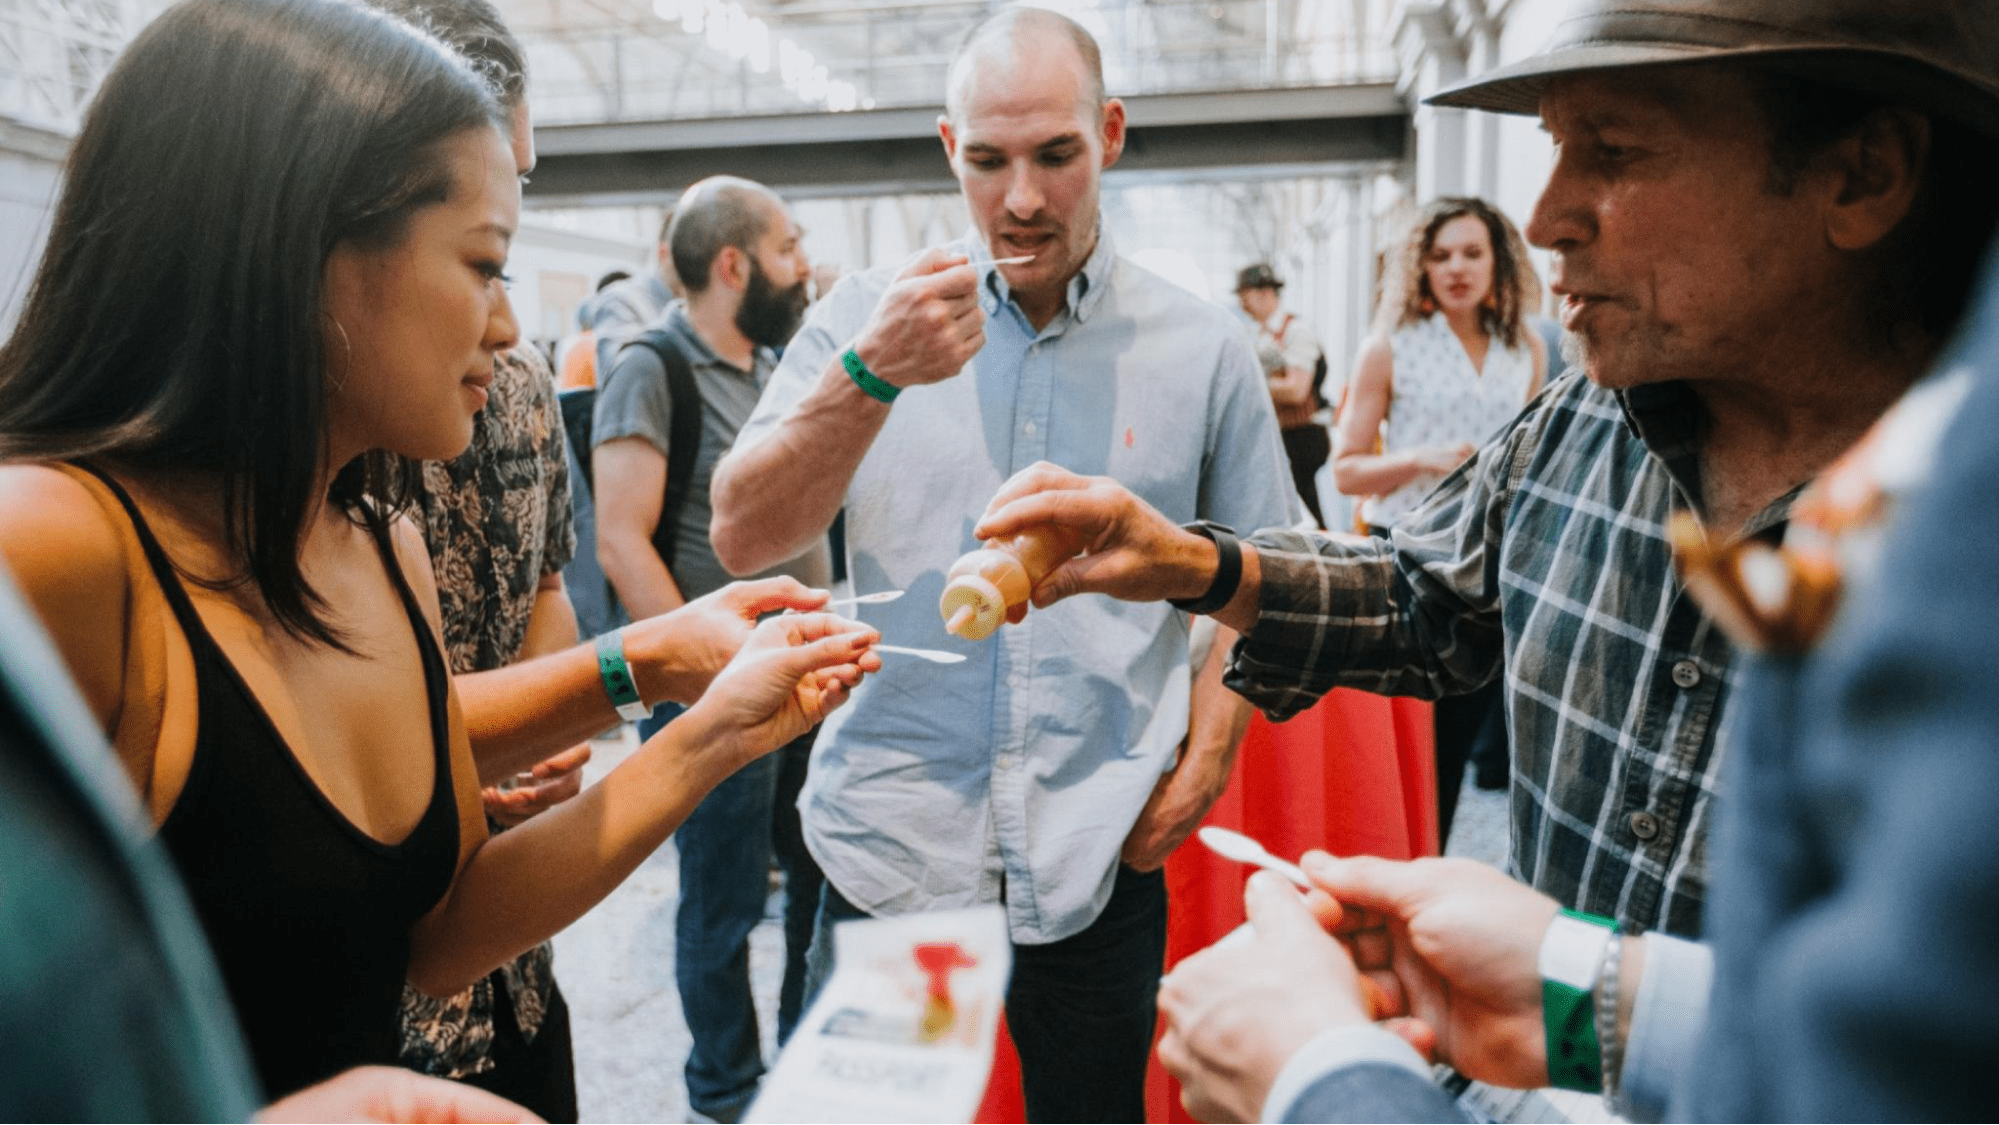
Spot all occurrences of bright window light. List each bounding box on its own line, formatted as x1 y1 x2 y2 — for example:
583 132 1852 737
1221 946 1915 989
655 2 860 111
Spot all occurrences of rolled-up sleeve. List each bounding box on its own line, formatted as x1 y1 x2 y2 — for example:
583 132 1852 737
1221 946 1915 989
1225 396 1548 720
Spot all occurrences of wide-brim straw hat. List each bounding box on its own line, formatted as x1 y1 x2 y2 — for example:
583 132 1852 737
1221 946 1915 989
1428 0 1999 139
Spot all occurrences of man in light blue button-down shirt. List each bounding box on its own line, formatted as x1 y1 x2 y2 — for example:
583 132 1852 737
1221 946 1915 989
710 8 1296 1118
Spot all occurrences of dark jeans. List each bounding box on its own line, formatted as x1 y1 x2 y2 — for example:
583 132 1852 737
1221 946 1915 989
770 736 822 1039
640 703 823 1120
804 865 1167 1123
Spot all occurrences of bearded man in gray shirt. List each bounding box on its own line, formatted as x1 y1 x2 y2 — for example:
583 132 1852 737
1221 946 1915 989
592 176 829 1123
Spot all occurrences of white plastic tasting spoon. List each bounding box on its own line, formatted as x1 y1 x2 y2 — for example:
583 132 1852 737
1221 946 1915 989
1197 825 1313 890
823 590 905 609
873 644 968 665
1198 826 1318 950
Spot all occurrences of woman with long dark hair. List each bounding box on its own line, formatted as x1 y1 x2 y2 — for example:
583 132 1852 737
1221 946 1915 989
0 0 876 1101
360 0 585 1116
1333 196 1546 848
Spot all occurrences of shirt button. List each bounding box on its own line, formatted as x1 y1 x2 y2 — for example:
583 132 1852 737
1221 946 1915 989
1024 421 1037 436
1628 810 1660 840
1670 660 1702 689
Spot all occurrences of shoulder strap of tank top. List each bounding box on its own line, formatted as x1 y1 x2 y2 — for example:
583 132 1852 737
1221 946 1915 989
67 463 223 646
354 511 457 828
358 511 452 721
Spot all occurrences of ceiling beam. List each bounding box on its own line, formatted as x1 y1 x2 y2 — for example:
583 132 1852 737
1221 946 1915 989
525 83 1408 204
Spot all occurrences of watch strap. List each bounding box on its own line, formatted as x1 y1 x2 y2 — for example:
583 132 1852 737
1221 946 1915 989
1168 521 1242 615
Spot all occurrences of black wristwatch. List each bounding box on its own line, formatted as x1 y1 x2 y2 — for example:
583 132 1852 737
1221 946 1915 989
1167 520 1242 616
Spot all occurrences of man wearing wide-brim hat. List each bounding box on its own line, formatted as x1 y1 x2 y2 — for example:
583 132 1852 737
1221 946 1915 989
1236 262 1336 528
965 0 1999 1120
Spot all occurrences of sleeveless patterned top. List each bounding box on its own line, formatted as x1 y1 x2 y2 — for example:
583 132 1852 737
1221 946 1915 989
1364 312 1536 528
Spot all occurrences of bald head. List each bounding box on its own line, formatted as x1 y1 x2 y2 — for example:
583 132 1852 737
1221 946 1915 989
669 175 784 294
945 7 1105 123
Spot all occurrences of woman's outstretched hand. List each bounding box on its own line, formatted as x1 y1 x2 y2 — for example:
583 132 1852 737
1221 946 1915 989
673 612 881 772
625 577 833 705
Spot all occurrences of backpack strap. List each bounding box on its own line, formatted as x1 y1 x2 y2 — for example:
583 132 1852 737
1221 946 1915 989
616 325 705 575
557 387 596 492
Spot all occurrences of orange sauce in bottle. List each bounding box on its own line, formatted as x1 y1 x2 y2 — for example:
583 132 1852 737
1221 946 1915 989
938 525 1087 640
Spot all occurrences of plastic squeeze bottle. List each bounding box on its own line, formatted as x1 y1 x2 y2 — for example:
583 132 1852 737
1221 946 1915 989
939 524 1087 640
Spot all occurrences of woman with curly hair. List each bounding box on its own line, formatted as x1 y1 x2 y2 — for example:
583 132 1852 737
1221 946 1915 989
1333 196 1546 847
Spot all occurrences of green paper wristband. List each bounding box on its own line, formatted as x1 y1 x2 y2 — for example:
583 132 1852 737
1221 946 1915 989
1541 908 1616 1093
595 629 651 722
842 347 900 403
1544 977 1603 1092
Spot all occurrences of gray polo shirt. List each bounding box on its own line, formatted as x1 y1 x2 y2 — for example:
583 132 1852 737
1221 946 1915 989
592 302 830 599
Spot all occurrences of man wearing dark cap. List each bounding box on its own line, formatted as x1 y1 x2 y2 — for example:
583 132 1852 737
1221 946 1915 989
1237 263 1333 528
968 0 1999 1116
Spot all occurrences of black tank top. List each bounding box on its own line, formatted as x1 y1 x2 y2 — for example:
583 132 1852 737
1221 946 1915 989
84 466 460 1098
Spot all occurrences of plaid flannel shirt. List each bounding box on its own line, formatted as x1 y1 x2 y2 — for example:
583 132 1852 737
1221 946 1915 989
1226 372 1796 937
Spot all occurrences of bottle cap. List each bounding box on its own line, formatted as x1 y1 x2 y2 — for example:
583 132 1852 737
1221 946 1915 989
940 574 1007 640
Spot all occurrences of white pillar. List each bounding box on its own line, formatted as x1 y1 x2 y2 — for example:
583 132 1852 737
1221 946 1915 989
1413 98 1467 199
1465 20 1505 200
1394 0 1472 202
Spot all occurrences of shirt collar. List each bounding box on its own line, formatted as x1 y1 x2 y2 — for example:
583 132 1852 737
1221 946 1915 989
665 300 766 378
1618 381 1705 505
973 221 1116 326
1617 380 1800 540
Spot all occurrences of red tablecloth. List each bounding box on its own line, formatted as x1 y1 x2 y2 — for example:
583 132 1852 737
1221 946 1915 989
972 688 1438 1123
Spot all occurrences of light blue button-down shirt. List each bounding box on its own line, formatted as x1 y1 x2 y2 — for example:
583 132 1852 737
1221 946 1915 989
737 227 1297 943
